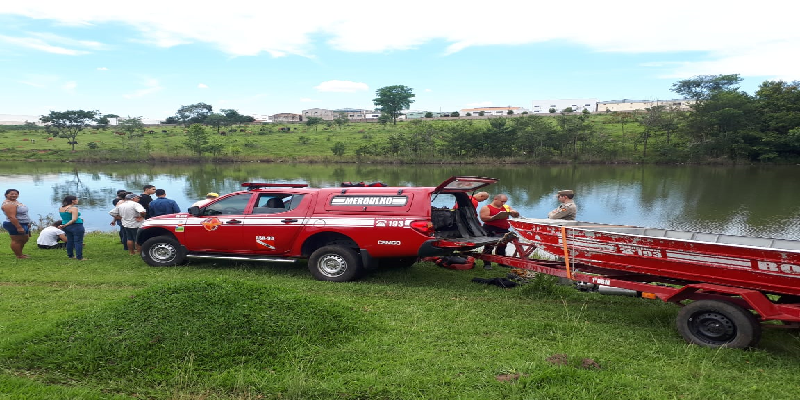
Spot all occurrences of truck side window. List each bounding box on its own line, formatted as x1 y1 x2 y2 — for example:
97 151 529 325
253 194 303 214
203 194 251 216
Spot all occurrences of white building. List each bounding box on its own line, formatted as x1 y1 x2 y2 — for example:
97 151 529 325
529 99 598 114
595 99 694 113
458 106 528 116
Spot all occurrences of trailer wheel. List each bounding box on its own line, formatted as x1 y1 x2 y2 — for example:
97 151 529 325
308 245 362 282
676 300 761 349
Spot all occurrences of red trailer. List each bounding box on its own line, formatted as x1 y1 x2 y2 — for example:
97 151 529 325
473 218 800 349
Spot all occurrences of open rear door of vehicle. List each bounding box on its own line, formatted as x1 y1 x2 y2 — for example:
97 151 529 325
433 176 498 194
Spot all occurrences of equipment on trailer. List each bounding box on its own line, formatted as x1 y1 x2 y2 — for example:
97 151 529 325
472 218 800 349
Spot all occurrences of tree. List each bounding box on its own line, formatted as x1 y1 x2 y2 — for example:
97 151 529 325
450 111 460 117
548 108 556 113
331 141 346 156
23 121 38 131
373 85 415 125
305 116 324 132
671 74 743 101
333 113 349 130
478 111 485 117
220 109 254 125
204 113 231 134
40 110 98 151
424 112 434 118
377 113 391 126
465 112 472 117
118 116 145 137
507 109 514 115
184 123 210 156
96 116 111 130
175 103 213 126
163 116 179 124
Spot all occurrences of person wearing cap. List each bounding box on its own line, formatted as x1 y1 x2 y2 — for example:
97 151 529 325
192 192 219 208
548 190 577 220
148 189 181 217
109 193 147 255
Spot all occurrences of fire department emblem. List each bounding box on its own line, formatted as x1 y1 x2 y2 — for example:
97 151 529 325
201 217 222 232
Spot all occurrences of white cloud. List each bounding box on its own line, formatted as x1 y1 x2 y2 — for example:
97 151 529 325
97 67 108 70
0 34 89 55
424 88 432 92
123 78 162 99
299 98 316 102
17 74 60 88
61 81 77 92
198 83 208 89
465 101 493 108
2 1 800 79
314 80 369 93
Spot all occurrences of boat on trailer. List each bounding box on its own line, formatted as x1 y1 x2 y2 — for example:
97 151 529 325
510 218 800 297
472 218 800 349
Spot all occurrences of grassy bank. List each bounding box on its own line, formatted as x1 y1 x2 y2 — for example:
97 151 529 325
1 232 798 399
0 116 650 164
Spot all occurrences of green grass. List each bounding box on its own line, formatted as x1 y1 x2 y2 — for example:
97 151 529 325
1 232 799 399
0 116 648 164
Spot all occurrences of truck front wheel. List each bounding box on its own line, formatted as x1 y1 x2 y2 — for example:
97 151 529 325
676 300 761 349
141 236 187 267
308 245 362 282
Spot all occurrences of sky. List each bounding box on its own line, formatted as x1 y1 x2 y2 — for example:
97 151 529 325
1 0 799 123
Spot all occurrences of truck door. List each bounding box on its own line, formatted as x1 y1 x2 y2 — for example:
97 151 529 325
182 193 252 252
242 193 310 254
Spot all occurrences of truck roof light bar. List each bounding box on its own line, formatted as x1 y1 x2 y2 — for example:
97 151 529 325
241 182 309 189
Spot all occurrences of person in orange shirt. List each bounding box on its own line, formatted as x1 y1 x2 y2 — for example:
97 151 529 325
479 194 520 266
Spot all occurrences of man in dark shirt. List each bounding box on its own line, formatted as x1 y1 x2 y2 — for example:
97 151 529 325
149 189 181 217
139 185 156 218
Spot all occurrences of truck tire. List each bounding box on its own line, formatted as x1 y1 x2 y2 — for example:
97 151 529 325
141 236 187 267
676 300 761 349
308 245 362 282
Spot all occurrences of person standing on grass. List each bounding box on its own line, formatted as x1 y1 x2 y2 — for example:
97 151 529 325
109 193 146 255
2 188 32 259
148 189 181 217
58 195 87 260
37 221 67 249
112 190 129 250
139 185 156 218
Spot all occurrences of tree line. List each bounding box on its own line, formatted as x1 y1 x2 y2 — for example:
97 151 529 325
352 75 800 163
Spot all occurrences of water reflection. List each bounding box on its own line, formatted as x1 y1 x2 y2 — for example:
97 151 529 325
1 162 798 239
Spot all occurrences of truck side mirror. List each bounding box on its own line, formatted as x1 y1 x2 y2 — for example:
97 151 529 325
188 206 201 216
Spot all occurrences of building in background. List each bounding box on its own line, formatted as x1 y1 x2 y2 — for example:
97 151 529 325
595 99 694 113
458 106 527 116
271 113 302 123
405 111 455 119
529 99 597 114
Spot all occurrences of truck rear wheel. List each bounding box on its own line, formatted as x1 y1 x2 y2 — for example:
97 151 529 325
309 245 363 282
141 236 187 267
676 300 761 349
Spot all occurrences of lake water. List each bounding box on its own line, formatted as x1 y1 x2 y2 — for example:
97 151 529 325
1 162 799 240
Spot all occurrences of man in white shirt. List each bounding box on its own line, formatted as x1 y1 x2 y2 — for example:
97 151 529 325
109 193 147 255
37 222 67 249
